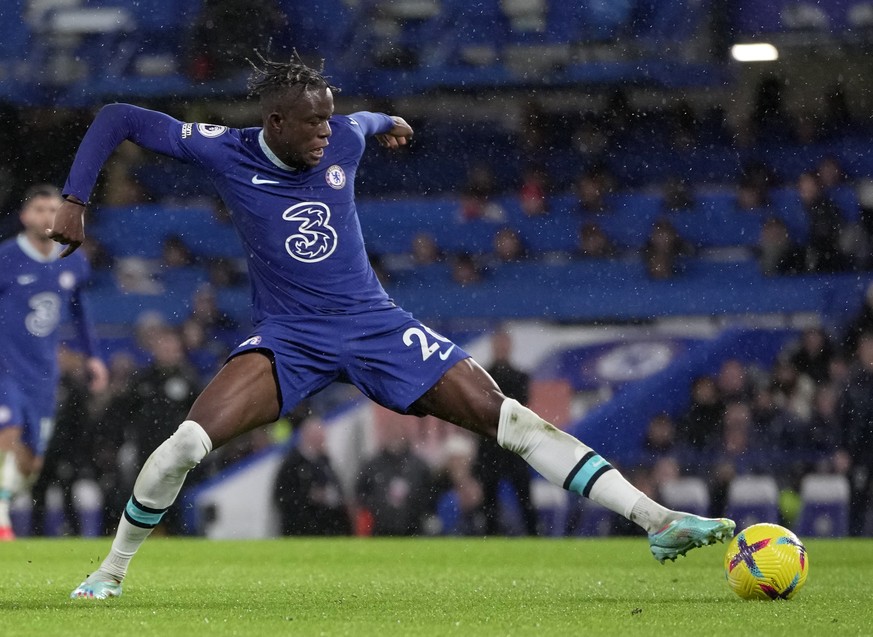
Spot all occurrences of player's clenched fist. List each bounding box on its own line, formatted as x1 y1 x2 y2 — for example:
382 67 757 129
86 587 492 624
46 197 86 257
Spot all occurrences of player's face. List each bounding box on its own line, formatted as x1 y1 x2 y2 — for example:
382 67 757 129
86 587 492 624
270 87 334 169
20 194 60 238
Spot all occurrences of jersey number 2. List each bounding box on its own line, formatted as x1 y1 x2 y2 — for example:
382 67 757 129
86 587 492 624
403 326 451 361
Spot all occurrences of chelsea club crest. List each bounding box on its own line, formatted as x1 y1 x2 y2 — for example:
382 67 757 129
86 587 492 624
325 165 346 189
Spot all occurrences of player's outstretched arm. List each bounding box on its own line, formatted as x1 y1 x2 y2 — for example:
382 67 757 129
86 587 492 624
51 104 191 255
375 116 413 149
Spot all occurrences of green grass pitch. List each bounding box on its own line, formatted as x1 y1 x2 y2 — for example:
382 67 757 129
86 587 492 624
2 537 872 636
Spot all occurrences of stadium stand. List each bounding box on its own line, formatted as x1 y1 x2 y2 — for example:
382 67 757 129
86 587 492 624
4 0 873 539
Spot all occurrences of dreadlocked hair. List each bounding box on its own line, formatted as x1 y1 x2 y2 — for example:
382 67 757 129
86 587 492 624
246 50 340 100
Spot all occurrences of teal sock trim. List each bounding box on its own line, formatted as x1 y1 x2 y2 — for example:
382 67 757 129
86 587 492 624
564 452 614 497
123 496 167 529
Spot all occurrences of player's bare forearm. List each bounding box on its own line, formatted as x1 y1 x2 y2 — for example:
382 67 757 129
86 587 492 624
376 116 413 149
46 198 86 257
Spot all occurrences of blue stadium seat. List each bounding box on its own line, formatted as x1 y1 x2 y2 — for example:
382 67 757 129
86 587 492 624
0 0 29 59
795 474 850 538
724 475 780 529
660 477 710 517
90 205 244 259
673 194 764 247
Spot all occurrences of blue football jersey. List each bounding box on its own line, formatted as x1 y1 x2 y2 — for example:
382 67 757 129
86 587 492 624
0 235 93 391
64 105 398 325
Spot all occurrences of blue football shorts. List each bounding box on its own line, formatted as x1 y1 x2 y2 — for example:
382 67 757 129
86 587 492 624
0 375 56 456
227 306 470 416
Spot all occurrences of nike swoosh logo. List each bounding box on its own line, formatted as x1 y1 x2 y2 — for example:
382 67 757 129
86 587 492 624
438 344 456 361
252 175 280 185
17 275 37 285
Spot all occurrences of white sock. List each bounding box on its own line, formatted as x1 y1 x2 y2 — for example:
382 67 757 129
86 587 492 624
0 450 24 528
497 399 677 533
95 421 212 582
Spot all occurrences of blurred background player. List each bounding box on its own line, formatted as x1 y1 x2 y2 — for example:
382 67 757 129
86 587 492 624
273 417 351 536
473 328 538 535
0 184 108 540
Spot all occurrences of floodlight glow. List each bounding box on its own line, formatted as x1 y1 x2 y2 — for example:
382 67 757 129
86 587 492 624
731 43 779 62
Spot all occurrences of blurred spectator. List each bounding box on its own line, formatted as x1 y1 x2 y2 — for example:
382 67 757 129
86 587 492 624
80 236 113 273
180 317 228 382
473 328 538 536
451 253 482 286
571 120 609 161
115 257 163 294
518 166 548 217
756 217 806 276
806 384 842 459
458 162 505 222
207 257 247 288
87 350 139 531
602 89 633 140
410 231 443 265
639 413 678 465
356 420 436 536
189 284 238 338
836 331 873 535
642 218 690 280
574 168 612 215
789 327 835 384
707 401 766 516
823 82 853 135
575 221 616 259
679 375 722 451
768 384 841 464
735 174 769 212
30 346 92 536
491 227 528 264
127 327 200 471
769 358 815 423
440 434 485 535
133 311 170 357
844 282 873 354
717 358 755 403
798 170 850 273
750 74 794 142
817 155 846 190
518 102 550 156
189 0 286 80
98 142 150 206
667 102 698 152
273 418 351 536
161 234 195 269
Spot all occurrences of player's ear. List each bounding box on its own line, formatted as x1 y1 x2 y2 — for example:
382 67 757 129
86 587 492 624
266 111 284 133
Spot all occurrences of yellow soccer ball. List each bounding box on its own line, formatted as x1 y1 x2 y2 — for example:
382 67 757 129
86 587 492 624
724 523 809 600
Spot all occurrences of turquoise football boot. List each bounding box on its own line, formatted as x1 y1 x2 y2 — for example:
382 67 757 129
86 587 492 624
70 574 123 599
649 515 736 564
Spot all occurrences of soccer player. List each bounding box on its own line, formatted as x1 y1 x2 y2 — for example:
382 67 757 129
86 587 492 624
52 53 735 599
0 184 109 540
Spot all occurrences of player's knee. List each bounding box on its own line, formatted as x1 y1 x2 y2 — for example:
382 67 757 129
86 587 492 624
497 398 556 458
163 420 213 470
